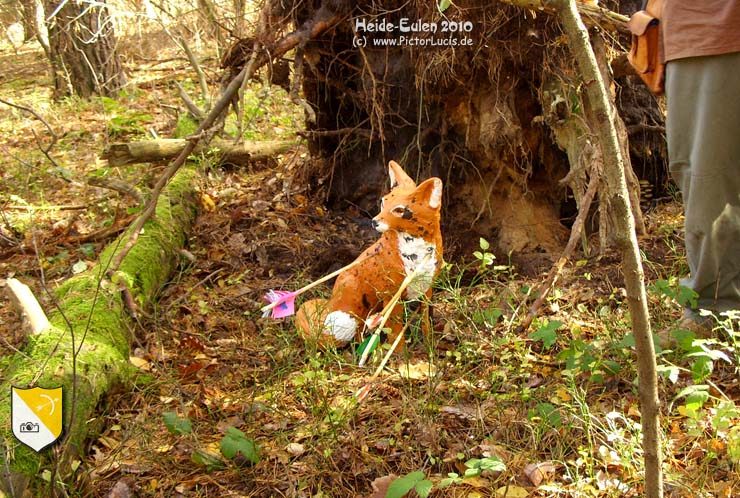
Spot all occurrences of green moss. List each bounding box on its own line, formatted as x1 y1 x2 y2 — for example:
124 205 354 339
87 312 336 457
175 114 199 138
0 164 199 494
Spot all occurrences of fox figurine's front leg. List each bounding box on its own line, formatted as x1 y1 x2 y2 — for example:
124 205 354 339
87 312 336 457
296 160 443 349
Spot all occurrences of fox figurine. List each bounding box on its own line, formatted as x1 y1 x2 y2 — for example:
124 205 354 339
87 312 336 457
295 160 443 349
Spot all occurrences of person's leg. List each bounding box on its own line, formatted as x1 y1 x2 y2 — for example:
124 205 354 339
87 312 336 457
666 52 740 321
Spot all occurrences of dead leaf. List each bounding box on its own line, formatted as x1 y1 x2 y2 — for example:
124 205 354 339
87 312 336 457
398 361 437 380
526 375 545 388
495 485 530 497
553 387 572 403
595 469 627 491
217 416 245 433
365 474 398 498
286 442 305 456
440 405 478 422
129 356 151 371
178 360 207 378
106 478 135 498
523 461 557 486
182 335 206 352
461 476 490 488
597 445 622 469
200 192 216 212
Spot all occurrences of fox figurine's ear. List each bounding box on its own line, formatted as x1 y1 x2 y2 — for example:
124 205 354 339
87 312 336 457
417 177 443 209
388 160 416 189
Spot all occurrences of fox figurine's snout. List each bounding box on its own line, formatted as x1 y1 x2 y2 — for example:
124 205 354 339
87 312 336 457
295 160 443 350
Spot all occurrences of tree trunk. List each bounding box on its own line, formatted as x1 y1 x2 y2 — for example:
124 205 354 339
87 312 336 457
0 165 199 497
45 0 126 98
20 0 35 42
554 1 663 496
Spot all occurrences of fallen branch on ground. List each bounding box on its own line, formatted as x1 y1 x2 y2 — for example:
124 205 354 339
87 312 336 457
102 138 299 167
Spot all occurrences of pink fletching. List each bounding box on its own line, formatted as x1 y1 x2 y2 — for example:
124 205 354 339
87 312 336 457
262 290 296 318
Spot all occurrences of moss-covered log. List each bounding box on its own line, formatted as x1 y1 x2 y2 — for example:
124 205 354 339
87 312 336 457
0 164 199 496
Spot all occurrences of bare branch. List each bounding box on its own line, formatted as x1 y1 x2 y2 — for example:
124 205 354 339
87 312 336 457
106 5 344 277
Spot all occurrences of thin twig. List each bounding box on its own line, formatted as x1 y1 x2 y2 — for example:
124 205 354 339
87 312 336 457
516 169 600 335
86 176 143 203
106 6 344 277
3 204 89 211
0 98 57 154
178 36 210 103
174 80 206 120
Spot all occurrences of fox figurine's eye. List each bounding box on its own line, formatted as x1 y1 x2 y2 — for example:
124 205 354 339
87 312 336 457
391 205 413 220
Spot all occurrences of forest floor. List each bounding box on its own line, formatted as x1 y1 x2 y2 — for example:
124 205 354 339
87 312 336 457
1 38 740 498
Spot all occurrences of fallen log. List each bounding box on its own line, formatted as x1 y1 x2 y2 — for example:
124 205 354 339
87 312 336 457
0 164 199 496
102 138 299 167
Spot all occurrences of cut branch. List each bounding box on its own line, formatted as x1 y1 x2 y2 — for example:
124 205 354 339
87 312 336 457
5 278 50 336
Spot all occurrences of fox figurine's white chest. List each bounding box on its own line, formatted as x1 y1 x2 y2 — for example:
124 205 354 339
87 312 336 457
398 232 438 299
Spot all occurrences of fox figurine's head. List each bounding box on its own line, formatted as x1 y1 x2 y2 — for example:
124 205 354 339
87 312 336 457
372 161 443 238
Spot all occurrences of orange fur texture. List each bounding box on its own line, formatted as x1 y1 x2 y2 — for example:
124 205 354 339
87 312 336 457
295 161 443 350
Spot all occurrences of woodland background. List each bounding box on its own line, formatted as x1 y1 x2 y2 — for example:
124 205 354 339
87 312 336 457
0 0 739 496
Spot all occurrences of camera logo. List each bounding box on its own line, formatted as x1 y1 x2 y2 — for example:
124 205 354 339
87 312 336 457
19 421 40 433
11 386 63 452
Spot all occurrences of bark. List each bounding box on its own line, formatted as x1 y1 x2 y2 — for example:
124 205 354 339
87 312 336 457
554 1 662 497
102 138 299 167
0 164 199 497
45 0 126 98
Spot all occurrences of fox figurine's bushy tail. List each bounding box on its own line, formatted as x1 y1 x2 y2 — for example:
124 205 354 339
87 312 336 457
296 160 443 350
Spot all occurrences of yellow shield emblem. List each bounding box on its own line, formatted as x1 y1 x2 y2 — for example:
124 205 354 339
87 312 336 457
11 386 63 452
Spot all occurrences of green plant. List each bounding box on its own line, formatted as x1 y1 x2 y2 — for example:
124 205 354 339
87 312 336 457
557 337 622 382
439 456 507 488
388 457 507 497
386 471 433 498
528 402 563 429
99 96 152 137
529 320 563 349
473 237 495 271
220 427 259 465
163 411 192 435
648 278 698 310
